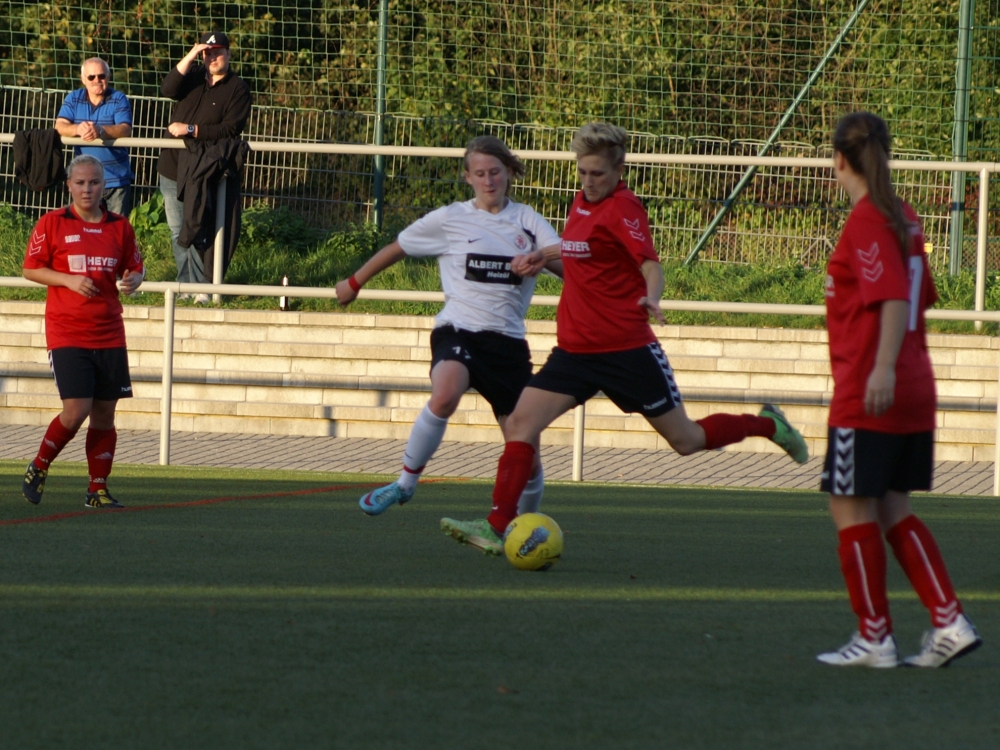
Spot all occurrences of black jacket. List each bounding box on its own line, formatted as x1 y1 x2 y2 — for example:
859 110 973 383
176 138 252 276
14 129 66 190
157 66 251 181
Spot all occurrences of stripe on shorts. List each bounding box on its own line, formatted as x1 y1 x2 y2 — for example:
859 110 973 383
832 427 855 496
647 342 682 405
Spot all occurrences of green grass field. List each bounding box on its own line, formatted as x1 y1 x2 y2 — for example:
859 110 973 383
0 460 997 749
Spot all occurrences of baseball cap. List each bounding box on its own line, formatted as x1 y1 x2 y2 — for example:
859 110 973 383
199 31 230 49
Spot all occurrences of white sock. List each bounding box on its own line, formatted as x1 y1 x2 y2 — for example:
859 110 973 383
398 404 449 491
516 465 544 514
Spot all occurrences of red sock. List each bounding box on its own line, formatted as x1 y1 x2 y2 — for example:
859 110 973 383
696 413 775 450
86 427 117 493
886 515 961 627
35 415 79 468
486 441 535 535
837 522 892 642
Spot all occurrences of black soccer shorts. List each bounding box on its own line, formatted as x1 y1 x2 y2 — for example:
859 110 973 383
49 346 133 401
528 342 683 418
429 325 533 418
820 427 934 498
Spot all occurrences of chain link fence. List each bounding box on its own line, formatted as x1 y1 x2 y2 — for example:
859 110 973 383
1 0 999 267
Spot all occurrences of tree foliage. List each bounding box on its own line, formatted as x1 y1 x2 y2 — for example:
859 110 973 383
1 0 998 154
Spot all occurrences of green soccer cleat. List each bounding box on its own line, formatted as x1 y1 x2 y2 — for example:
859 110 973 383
22 461 47 505
440 517 504 556
85 489 125 509
760 403 808 464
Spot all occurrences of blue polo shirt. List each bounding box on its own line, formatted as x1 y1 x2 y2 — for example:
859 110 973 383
56 86 135 188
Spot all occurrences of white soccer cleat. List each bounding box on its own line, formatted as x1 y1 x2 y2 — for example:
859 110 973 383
816 632 899 668
903 614 982 668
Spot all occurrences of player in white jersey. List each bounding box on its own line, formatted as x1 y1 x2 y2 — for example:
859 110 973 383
335 136 562 517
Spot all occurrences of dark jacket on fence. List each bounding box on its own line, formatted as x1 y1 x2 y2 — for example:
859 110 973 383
13 129 66 190
157 66 252 182
176 138 252 277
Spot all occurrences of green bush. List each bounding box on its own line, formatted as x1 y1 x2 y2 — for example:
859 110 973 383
0 202 995 333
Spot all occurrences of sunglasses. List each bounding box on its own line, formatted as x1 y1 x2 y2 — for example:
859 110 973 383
86 73 107 81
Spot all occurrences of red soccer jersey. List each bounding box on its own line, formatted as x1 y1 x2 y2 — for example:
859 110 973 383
557 182 660 353
23 207 144 350
825 196 938 432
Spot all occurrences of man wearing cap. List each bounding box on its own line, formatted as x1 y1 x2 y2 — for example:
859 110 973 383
54 57 135 217
157 32 252 301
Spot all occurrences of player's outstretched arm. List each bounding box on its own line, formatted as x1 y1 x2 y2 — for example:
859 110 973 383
512 243 561 278
638 258 666 325
23 266 98 298
335 240 407 306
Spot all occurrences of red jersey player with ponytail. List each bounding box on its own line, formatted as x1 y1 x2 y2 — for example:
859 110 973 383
440 122 808 553
21 154 144 509
815 112 980 668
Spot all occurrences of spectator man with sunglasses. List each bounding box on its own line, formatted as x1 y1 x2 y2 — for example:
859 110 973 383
54 57 135 217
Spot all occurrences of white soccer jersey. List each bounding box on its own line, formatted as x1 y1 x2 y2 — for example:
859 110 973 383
398 199 560 337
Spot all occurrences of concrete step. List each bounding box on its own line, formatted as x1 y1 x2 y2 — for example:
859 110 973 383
1 301 997 462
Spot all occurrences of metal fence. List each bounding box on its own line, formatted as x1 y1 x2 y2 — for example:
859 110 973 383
4 274 1000 492
2 1 1000 268
4 86 996 272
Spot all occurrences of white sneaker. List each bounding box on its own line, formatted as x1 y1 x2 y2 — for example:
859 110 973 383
176 293 192 301
194 293 212 305
904 614 982 668
816 632 899 668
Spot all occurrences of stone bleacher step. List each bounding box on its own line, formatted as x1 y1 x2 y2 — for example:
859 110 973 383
1 301 997 462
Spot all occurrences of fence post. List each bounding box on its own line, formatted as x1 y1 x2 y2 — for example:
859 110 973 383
372 0 389 229
949 0 975 276
159 289 176 466
975 167 989 331
572 404 585 481
212 179 226 304
995 346 1000 496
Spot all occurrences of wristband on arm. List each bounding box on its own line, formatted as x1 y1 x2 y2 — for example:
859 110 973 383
347 274 362 292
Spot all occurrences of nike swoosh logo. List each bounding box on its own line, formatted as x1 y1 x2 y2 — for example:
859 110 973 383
467 238 481 243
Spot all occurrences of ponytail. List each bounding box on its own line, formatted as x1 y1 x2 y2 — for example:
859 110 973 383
832 112 911 263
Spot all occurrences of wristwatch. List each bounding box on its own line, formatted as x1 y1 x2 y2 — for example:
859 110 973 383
187 124 195 136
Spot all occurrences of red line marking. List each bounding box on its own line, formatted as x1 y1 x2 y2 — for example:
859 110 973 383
1 476 463 528
0 482 375 527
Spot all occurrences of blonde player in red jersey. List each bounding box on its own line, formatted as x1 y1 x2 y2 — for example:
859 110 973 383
440 122 808 553
21 154 144 509
814 112 981 669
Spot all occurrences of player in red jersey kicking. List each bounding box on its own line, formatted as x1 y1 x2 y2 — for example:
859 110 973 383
814 112 981 669
440 123 808 555
336 136 563 517
21 154 144 509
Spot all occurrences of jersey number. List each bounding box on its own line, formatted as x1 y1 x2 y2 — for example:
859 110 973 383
907 256 922 332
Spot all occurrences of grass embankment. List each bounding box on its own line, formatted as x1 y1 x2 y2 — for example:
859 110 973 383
0 201 995 333
0 461 996 749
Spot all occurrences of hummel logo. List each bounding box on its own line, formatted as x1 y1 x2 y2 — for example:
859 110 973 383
28 231 45 256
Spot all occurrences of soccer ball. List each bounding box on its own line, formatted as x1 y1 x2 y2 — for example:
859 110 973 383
503 513 563 571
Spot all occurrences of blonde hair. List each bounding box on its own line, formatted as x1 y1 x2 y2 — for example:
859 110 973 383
66 154 105 180
570 122 627 166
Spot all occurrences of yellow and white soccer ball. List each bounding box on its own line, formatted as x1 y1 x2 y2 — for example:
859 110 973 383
503 513 563 571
